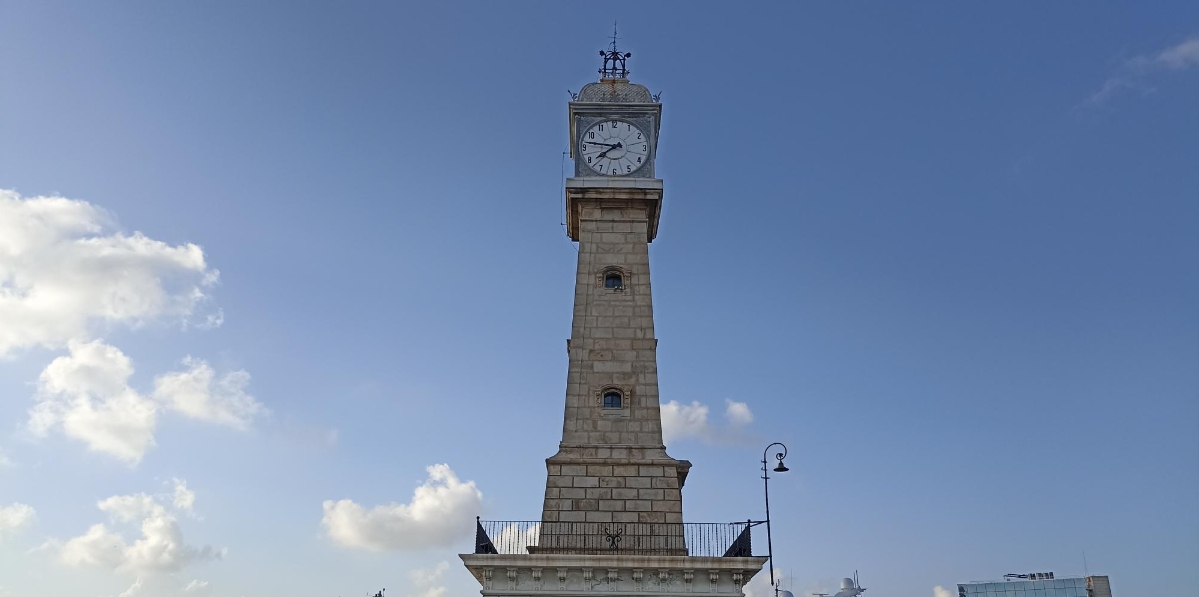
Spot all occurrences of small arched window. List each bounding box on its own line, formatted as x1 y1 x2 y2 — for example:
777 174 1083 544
604 272 623 289
602 390 623 409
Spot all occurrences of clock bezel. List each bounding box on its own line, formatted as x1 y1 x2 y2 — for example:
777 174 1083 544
572 113 657 178
579 118 650 177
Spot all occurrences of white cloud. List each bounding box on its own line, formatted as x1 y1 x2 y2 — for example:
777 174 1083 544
661 400 710 443
661 399 755 444
935 586 956 597
118 575 213 597
0 503 36 538
61 489 222 576
1083 36 1199 107
153 358 264 430
172 479 196 514
29 339 158 464
409 561 450 597
322 464 483 551
0 190 219 357
28 340 262 464
725 399 754 426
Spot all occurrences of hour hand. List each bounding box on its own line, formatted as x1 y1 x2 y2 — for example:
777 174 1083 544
587 141 619 147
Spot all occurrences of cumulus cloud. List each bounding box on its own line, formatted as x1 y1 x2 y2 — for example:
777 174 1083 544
29 339 158 463
61 489 222 576
661 399 754 444
28 339 263 464
1083 36 1199 107
0 189 220 357
153 358 264 430
0 503 36 538
322 464 483 551
409 561 450 597
935 586 956 597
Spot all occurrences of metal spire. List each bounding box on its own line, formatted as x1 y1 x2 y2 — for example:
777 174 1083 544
599 21 631 79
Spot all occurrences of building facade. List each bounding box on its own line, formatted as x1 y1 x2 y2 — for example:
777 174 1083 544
459 42 768 597
958 574 1113 597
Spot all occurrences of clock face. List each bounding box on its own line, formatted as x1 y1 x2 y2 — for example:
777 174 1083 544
579 120 649 176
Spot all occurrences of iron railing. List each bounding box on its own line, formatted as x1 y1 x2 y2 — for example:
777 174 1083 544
475 520 755 557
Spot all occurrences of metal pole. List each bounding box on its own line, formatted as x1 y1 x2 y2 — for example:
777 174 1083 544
761 442 787 597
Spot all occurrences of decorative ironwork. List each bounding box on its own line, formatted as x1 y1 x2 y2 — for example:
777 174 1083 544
473 520 756 557
599 22 632 79
604 526 623 549
474 516 498 554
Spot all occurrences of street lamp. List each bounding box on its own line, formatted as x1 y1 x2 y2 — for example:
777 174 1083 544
762 442 789 597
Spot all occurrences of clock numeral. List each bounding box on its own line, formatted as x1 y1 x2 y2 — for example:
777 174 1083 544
636 132 642 139
581 143 587 151
626 165 632 173
587 157 592 163
598 124 604 131
588 132 595 139
637 157 641 163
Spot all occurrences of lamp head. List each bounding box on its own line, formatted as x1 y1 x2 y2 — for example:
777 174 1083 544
773 460 789 473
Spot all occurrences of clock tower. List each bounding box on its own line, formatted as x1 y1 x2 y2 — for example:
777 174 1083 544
461 39 766 597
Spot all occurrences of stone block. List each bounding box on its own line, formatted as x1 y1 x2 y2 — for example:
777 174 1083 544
612 512 638 523
599 500 625 511
573 476 599 488
651 500 681 513
576 499 597 510
639 466 664 477
664 512 682 524
637 511 665 523
663 489 681 500
548 465 562 475
599 477 625 488
612 488 639 500
625 477 651 488
560 511 586 522
625 500 651 512
585 488 612 500
560 488 585 499
548 476 572 488
586 465 613 477
545 488 560 499
562 465 587 476
638 488 664 500
651 477 678 489
585 511 613 523
543 510 560 521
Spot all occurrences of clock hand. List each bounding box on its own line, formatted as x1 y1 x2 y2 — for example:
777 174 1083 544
588 141 619 147
596 142 623 159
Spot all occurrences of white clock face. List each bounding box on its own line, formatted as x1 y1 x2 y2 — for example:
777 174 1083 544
579 120 649 176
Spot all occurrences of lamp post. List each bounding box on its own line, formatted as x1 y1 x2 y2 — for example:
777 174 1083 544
761 442 789 597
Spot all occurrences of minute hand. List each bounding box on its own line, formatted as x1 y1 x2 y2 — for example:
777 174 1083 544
588 141 619 147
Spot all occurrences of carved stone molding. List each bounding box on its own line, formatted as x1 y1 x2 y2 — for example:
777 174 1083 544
507 568 518 591
532 568 543 591
709 570 720 593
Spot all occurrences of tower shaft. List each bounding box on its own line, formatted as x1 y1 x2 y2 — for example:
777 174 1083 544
536 180 690 555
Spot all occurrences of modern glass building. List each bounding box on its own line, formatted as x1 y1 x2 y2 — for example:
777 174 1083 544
958 575 1112 597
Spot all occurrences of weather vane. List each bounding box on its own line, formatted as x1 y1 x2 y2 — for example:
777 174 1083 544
599 21 631 79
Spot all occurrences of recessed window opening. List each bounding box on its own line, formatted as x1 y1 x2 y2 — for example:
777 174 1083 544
604 272 623 289
603 390 623 409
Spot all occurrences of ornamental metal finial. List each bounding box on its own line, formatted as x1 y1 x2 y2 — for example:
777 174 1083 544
599 21 631 79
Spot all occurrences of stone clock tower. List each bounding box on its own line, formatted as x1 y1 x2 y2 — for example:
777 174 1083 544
461 40 766 597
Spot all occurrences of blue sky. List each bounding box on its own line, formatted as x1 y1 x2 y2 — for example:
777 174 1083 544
1 2 1196 596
